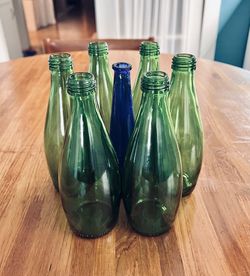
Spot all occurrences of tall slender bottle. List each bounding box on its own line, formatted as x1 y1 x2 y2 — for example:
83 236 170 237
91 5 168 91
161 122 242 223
110 62 134 170
88 41 113 132
168 54 203 196
59 72 121 238
133 41 160 117
123 71 182 236
44 53 73 192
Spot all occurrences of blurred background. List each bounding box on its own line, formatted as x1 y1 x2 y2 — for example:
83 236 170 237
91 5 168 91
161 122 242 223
0 0 249 69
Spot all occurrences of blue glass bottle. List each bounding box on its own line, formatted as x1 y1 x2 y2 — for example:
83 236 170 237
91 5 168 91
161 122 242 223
110 62 135 169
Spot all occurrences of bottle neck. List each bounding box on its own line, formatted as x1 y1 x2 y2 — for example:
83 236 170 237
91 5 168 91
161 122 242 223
61 69 73 90
171 69 195 91
113 70 133 110
51 70 60 79
135 92 171 137
50 70 60 96
50 68 72 77
139 91 169 117
139 55 159 71
51 68 73 86
133 55 159 91
69 93 106 138
89 54 110 72
136 71 170 126
112 63 133 118
113 70 131 82
71 93 98 117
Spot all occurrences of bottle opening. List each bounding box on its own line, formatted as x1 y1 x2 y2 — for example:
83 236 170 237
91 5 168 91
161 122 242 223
60 53 73 71
67 72 96 96
60 53 71 59
141 71 169 93
112 62 132 72
140 41 160 56
49 53 72 71
49 54 60 71
172 53 196 70
88 41 108 56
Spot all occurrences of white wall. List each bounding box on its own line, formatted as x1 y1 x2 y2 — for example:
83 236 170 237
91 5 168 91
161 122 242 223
0 19 9 62
13 0 30 50
23 0 56 31
0 0 23 60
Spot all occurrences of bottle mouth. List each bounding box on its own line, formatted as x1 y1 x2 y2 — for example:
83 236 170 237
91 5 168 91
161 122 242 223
60 53 73 71
49 53 73 71
112 62 132 72
172 53 196 70
67 72 96 96
49 54 60 71
141 71 169 93
88 41 108 56
140 41 160 56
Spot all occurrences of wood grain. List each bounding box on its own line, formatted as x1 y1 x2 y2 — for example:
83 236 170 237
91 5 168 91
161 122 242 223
0 51 250 276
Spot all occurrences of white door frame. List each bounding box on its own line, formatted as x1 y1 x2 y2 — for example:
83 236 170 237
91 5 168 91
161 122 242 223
243 28 250 70
0 19 9 62
199 0 222 59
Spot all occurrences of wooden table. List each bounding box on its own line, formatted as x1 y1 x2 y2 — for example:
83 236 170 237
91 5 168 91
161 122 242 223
0 51 250 276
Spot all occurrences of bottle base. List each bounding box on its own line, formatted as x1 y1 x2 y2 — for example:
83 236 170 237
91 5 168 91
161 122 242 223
182 188 195 197
182 174 197 197
128 199 173 236
54 186 59 193
65 201 118 239
51 177 59 192
69 221 116 239
130 224 171 237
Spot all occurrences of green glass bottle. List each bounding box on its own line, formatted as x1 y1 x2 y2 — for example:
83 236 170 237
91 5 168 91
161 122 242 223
59 72 121 238
133 41 160 117
168 54 203 196
123 71 182 236
88 42 113 132
44 53 73 192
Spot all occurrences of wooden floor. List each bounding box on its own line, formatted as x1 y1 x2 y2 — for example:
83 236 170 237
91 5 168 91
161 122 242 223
29 7 96 54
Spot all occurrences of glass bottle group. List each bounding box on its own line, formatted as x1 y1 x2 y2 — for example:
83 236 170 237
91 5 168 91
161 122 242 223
44 41 203 238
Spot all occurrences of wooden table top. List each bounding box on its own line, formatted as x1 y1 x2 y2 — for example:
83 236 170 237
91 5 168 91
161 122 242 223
0 51 250 276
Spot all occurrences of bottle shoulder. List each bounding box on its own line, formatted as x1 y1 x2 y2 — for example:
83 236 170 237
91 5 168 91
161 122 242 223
168 86 203 128
64 108 116 162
